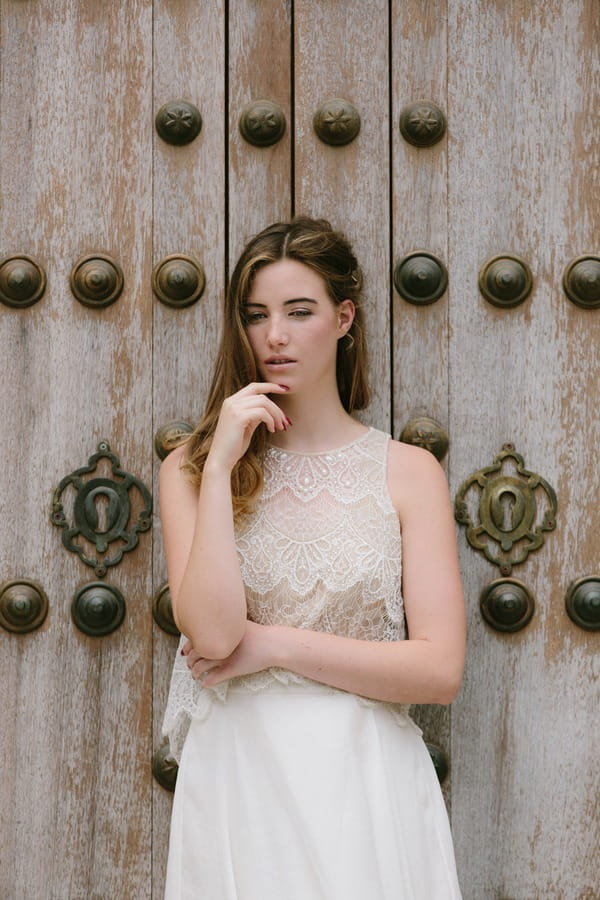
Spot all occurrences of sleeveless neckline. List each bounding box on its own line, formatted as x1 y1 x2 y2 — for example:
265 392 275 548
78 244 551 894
266 426 373 458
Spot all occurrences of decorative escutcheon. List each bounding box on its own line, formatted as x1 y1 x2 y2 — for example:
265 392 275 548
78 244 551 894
239 100 286 147
313 99 361 146
562 256 600 309
155 100 202 146
394 252 448 305
154 421 194 461
153 582 179 636
400 417 448 461
455 443 557 576
152 255 205 309
0 579 49 633
478 254 533 309
152 742 179 792
0 255 46 309
51 441 152 578
70 255 124 309
72 582 125 636
480 578 534 632
426 743 449 784
565 577 600 631
399 100 447 148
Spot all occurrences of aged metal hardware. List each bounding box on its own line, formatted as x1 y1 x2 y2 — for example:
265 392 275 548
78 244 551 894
480 578 534 632
70 254 124 308
51 441 152 578
72 582 125 636
152 255 205 308
0 579 49 634
153 582 179 636
400 417 448 461
313 99 360 146
154 421 194 460
426 743 449 784
399 100 446 148
0 255 46 309
393 252 448 305
239 100 286 147
455 443 557 576
565 577 600 631
155 100 202 146
478 254 533 308
562 255 600 309
152 743 179 792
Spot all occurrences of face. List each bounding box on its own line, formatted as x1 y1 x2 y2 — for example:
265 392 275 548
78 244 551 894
244 259 354 395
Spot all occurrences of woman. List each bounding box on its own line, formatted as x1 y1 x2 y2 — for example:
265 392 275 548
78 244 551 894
160 217 465 899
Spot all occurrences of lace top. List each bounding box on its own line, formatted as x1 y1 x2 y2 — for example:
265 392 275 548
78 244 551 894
162 427 406 761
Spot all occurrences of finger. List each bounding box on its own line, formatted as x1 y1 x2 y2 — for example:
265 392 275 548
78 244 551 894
181 639 193 656
239 382 290 396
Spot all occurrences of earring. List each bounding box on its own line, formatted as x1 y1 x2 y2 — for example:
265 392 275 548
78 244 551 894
344 332 355 350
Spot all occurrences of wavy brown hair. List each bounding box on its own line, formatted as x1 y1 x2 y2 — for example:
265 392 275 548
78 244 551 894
179 216 370 519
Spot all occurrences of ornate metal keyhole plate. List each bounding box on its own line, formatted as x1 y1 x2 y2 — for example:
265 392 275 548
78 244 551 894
51 441 152 578
455 444 557 575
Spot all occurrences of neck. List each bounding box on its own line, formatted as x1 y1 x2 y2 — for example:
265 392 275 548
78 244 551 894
269 385 366 453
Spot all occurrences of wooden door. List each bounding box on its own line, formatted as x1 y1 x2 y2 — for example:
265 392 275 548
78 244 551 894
1 3 597 898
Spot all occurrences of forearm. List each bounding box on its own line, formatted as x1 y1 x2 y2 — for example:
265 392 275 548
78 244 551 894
271 626 464 705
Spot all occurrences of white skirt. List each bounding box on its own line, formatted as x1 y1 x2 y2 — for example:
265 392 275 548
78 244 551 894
164 681 462 900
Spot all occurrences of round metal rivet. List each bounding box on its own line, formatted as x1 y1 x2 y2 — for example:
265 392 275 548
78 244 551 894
0 579 49 633
399 100 447 148
313 99 361 146
0 255 46 309
155 100 202 146
565 577 600 631
478 255 533 308
152 582 179 636
239 100 286 147
562 256 600 309
480 578 534 632
426 743 449 783
72 582 125 637
400 417 449 461
152 255 205 308
70 255 124 309
152 743 179 792
394 252 448 305
154 421 194 461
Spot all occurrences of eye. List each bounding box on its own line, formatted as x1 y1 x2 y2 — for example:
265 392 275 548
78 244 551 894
289 308 312 317
244 311 267 323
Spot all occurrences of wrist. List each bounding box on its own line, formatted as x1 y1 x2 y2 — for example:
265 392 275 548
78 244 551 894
270 625 292 668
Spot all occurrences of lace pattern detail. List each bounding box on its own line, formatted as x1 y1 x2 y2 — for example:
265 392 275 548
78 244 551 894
162 428 406 762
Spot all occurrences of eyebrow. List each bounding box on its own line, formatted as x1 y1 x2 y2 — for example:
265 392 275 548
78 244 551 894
244 297 319 308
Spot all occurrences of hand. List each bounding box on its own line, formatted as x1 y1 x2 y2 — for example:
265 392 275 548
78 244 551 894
207 383 291 471
182 620 279 687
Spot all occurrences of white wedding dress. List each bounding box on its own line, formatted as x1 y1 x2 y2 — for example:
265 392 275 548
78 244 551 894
162 428 462 899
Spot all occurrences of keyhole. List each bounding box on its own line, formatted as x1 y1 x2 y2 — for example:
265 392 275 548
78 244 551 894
499 491 516 532
94 493 111 534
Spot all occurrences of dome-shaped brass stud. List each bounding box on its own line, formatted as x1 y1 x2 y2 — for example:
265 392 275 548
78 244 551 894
154 421 194 460
478 255 533 308
426 742 449 784
565 577 600 631
152 255 205 309
0 255 46 309
239 100 286 147
399 100 447 148
313 99 361 146
152 742 179 791
562 256 600 309
394 252 448 305
400 417 449 461
155 100 202 146
480 578 534 632
0 579 49 633
71 582 125 636
70 255 124 309
152 582 180 636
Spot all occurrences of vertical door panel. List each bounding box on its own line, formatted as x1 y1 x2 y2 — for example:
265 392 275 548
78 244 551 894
0 2 153 897
448 3 599 895
294 0 391 428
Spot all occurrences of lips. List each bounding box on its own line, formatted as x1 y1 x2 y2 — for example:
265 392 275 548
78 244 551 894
264 357 296 366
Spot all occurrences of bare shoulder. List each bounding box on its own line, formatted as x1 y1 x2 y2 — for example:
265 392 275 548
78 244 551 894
386 438 451 517
159 443 196 497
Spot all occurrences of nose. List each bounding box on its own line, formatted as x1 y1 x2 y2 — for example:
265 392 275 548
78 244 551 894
266 315 288 347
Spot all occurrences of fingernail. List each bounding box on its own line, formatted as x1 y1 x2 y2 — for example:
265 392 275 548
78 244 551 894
278 384 289 390
286 416 293 426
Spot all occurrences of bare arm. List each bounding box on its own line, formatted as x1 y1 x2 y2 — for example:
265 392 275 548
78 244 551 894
186 441 466 704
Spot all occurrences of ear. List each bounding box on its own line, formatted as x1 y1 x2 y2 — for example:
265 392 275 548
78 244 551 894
337 299 355 337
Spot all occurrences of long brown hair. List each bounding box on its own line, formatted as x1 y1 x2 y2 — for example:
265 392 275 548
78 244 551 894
180 216 370 519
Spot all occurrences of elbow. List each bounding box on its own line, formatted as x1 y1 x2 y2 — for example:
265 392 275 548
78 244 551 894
432 667 463 705
181 621 245 660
